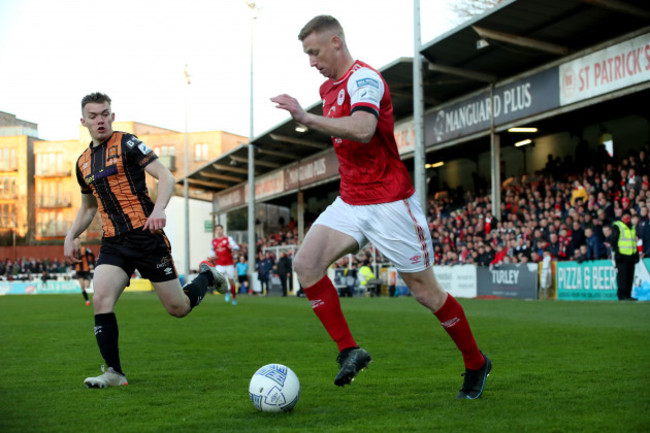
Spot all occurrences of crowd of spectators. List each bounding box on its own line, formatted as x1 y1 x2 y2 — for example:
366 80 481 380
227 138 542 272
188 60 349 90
1 257 70 282
427 144 650 266
249 142 650 270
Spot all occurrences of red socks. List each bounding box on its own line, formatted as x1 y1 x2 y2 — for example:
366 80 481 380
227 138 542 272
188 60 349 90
303 277 483 369
303 276 357 352
434 294 485 370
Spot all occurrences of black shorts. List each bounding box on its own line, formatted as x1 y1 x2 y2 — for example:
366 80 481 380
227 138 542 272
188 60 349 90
76 271 92 280
96 228 178 283
238 275 248 284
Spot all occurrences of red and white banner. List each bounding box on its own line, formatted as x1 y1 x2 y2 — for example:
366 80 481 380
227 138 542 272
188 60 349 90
560 32 650 105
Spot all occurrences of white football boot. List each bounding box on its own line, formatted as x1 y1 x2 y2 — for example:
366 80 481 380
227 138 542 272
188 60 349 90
199 261 230 295
84 366 128 388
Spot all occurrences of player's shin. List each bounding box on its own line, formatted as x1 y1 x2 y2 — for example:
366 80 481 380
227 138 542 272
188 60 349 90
94 312 124 375
433 294 485 370
303 275 357 351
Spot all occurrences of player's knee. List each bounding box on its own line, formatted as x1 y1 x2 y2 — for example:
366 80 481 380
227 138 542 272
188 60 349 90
91 292 115 313
411 289 431 306
292 253 308 276
161 297 191 318
293 253 320 278
413 286 446 310
166 303 190 318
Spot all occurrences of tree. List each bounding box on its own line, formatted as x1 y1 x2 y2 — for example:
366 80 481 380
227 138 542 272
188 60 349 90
449 0 503 23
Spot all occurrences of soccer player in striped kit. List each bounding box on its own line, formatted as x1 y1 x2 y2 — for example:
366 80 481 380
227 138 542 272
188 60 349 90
64 92 228 388
72 238 95 306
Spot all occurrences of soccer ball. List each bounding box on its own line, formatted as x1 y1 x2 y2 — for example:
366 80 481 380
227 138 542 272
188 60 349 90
249 364 300 412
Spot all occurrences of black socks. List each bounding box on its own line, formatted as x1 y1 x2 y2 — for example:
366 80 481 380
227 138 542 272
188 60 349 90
94 313 123 375
183 271 212 308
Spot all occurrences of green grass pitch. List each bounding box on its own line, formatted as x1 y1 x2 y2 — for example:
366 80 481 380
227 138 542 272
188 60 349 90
1 293 648 433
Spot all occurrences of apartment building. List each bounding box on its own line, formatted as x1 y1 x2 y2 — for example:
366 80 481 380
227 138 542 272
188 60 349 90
0 111 246 246
0 111 37 244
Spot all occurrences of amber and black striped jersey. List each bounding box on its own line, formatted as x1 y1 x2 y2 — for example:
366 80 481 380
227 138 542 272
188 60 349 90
74 247 96 272
75 132 158 238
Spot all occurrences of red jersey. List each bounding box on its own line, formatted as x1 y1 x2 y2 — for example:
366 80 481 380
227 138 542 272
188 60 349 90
320 60 414 205
75 132 158 238
211 236 239 266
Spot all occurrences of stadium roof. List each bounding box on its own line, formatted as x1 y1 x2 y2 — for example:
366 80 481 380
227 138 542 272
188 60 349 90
182 0 650 194
420 0 650 103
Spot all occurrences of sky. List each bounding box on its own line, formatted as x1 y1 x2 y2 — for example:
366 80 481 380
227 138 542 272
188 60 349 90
0 0 459 142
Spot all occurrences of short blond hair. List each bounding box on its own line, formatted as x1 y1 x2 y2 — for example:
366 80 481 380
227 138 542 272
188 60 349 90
298 15 344 42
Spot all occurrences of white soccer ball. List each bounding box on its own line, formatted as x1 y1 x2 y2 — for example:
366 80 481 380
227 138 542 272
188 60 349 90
249 364 300 412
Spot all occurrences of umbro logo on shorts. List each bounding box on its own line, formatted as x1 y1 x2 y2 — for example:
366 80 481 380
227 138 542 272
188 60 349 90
409 255 422 265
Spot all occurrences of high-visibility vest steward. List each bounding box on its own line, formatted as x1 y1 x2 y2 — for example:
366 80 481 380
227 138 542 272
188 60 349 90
613 221 636 256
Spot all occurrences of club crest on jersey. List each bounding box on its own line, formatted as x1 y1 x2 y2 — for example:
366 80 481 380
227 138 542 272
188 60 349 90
337 89 345 105
107 145 119 163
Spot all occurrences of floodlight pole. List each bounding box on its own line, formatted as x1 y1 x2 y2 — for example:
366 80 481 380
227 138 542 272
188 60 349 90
246 2 259 282
184 64 191 277
413 0 426 207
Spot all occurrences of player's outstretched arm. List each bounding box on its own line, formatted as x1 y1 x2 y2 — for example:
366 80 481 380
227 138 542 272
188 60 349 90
271 94 377 143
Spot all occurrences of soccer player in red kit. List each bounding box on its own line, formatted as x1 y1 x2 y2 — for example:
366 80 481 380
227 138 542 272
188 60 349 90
210 224 240 305
272 15 491 399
